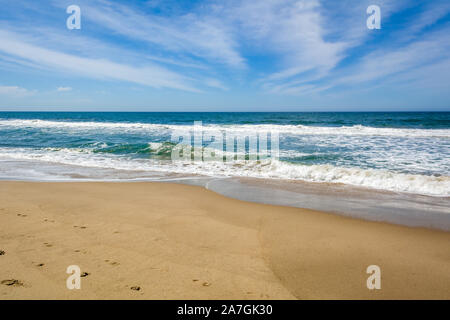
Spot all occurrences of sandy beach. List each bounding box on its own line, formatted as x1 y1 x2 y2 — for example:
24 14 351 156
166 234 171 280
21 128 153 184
0 181 449 299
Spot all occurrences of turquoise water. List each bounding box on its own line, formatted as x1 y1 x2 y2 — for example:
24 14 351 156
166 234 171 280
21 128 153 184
0 112 449 196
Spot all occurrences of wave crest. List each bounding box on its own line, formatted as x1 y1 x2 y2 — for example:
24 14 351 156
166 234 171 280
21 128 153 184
1 119 449 137
0 147 448 196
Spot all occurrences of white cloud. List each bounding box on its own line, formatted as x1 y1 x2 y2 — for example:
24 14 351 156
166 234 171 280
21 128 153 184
204 78 229 91
0 30 201 92
334 28 450 86
245 0 450 96
77 0 245 68
403 2 450 35
1 0 449 102
57 86 72 92
227 0 348 91
0 85 35 96
276 25 450 96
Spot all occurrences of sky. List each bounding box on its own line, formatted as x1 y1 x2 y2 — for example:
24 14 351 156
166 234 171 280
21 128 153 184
0 0 449 111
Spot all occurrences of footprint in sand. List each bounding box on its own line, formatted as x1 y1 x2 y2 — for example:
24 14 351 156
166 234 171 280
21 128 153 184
104 260 120 266
17 213 27 217
43 243 52 247
1 279 24 287
192 279 210 286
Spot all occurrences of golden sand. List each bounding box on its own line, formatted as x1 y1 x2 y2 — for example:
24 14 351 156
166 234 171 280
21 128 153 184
0 181 449 299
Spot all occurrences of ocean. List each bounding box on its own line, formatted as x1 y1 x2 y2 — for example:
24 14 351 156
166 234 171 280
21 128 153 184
0 111 448 195
1 111 449 229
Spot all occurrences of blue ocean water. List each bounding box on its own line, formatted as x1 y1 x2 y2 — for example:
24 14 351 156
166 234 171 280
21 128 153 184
0 112 449 196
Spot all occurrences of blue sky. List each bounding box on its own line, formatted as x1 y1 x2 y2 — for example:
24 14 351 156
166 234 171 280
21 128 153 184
0 0 449 111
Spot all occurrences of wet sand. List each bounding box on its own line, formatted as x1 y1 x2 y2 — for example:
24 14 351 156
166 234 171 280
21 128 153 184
0 181 449 299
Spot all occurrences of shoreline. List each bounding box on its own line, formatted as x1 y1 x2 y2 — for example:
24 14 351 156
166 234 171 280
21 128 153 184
204 177 450 231
1 181 449 299
2 173 448 231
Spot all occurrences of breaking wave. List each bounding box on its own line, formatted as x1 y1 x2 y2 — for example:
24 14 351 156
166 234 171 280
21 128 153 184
0 146 448 197
1 119 450 137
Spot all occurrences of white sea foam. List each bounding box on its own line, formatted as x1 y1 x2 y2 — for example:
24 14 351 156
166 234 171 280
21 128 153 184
0 147 448 197
1 119 449 137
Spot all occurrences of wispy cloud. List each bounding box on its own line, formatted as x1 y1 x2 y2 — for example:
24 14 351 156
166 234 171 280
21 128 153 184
226 0 349 93
57 86 72 92
76 0 245 68
0 85 35 96
0 0 448 108
0 30 201 92
336 30 450 86
403 2 450 35
248 0 450 96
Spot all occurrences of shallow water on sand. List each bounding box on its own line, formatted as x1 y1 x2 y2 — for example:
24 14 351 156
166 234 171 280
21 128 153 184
178 176 450 231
